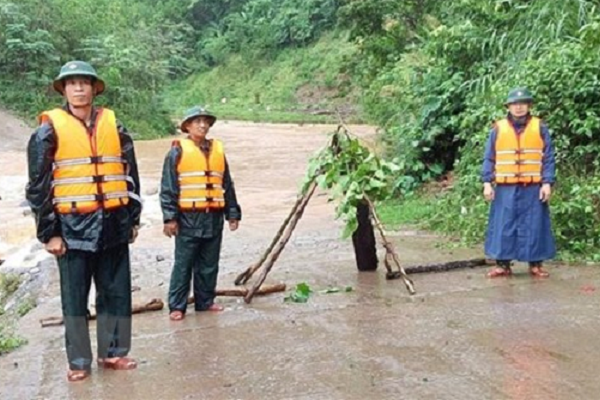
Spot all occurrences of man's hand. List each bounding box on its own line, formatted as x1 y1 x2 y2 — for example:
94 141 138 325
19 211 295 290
129 225 139 244
45 236 66 256
483 182 495 202
540 183 552 203
228 220 239 232
163 221 179 238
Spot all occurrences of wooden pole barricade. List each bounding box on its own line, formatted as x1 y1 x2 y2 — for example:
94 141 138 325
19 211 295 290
235 185 311 286
364 196 416 295
243 181 318 303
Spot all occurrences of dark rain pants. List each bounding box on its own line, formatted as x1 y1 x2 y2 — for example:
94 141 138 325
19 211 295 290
57 243 132 371
168 233 222 313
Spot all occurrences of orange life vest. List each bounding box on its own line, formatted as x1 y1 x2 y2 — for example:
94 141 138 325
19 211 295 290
494 117 544 184
176 138 226 211
39 108 131 214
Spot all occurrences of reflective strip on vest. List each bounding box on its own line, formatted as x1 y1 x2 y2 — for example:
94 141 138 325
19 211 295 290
53 194 98 204
53 155 125 168
496 172 541 178
520 172 542 177
53 191 142 204
52 174 134 186
179 183 223 190
178 171 224 179
52 177 96 186
496 149 543 155
179 197 225 203
496 160 542 166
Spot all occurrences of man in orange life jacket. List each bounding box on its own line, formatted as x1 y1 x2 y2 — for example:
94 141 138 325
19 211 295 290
26 61 142 381
160 106 241 321
482 88 556 278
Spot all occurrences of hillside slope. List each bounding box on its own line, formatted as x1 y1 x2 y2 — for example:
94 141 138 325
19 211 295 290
163 33 361 124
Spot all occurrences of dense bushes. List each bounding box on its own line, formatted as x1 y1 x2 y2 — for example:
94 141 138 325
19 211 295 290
339 0 600 259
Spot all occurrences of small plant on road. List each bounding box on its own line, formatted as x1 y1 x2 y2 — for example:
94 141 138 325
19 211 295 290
284 282 312 303
0 324 27 355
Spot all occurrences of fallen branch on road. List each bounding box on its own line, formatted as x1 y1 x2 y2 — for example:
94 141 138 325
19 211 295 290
403 258 491 275
39 284 287 327
188 283 287 303
39 298 164 328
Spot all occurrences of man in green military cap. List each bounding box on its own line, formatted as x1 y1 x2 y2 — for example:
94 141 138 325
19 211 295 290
482 87 556 278
160 106 241 321
26 61 142 381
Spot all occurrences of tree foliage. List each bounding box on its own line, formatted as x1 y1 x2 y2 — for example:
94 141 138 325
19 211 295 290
0 0 340 136
339 0 600 259
304 127 400 238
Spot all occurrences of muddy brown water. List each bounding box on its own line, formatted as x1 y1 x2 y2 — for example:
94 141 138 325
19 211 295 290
1 114 600 399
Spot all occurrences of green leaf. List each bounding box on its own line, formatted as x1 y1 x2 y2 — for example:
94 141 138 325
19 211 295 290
297 282 312 296
369 178 387 189
319 285 354 294
319 287 341 294
284 282 312 303
375 169 387 180
342 217 359 239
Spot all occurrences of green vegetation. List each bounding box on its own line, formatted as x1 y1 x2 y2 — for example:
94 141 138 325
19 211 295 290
337 0 600 260
0 273 27 355
284 282 312 303
16 297 36 317
0 273 20 301
376 195 436 231
164 33 358 124
0 0 189 137
304 126 401 238
0 0 344 135
0 326 27 355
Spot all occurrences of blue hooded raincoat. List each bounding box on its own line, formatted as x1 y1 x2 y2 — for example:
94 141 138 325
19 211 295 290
481 114 557 262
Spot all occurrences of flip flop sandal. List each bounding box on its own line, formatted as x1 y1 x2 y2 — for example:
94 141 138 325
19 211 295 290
169 310 185 321
67 369 90 382
486 267 512 278
529 266 550 278
97 357 137 370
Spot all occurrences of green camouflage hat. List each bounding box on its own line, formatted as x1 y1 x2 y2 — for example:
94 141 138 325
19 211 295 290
180 106 217 132
505 87 533 105
53 61 105 95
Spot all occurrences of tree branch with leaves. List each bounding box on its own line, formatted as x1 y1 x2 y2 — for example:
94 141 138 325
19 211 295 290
237 123 415 303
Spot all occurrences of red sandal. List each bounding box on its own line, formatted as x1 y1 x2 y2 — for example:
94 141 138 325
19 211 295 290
97 357 137 370
169 310 185 321
529 265 550 278
486 267 512 278
67 369 90 382
206 304 224 312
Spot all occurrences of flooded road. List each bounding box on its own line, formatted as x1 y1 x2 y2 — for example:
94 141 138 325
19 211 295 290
0 110 35 257
1 112 600 399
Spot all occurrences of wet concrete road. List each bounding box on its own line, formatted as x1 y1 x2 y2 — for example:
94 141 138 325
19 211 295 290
1 118 600 399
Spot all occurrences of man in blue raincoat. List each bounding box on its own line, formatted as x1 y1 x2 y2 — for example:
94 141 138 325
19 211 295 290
482 88 556 278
